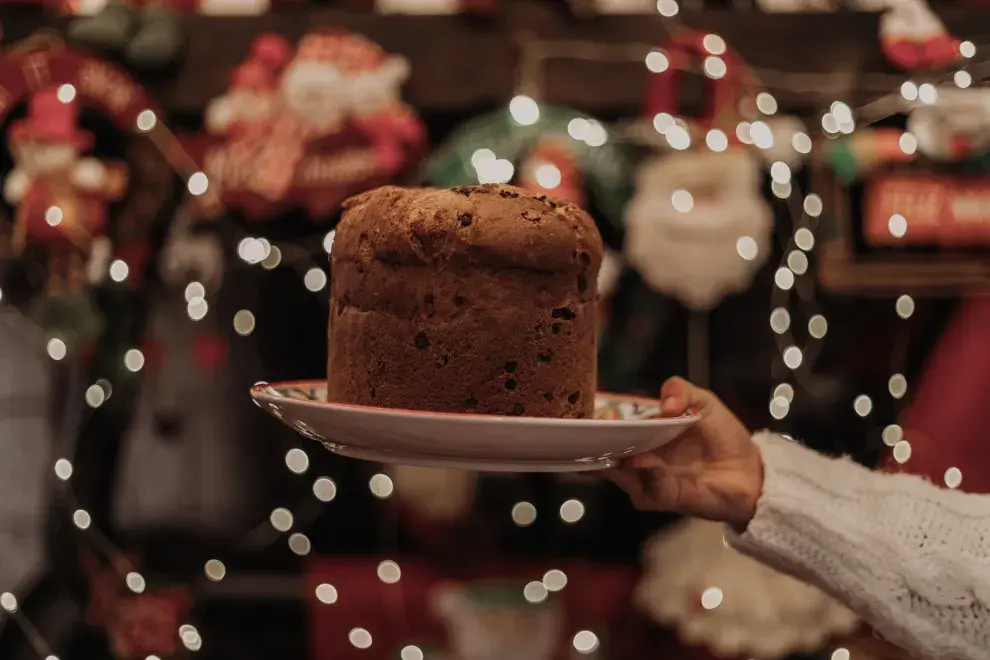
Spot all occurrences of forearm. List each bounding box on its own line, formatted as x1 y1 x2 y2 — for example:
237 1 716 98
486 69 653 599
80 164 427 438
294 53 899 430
727 432 990 660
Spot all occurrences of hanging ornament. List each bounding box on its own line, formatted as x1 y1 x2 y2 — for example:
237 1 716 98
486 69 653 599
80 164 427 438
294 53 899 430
879 0 962 72
190 29 427 222
625 30 773 311
907 87 990 160
426 104 633 237
629 30 810 172
636 520 859 659
66 0 187 70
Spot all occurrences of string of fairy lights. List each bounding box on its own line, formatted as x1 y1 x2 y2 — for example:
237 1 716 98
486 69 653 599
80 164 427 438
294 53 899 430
1 9 986 658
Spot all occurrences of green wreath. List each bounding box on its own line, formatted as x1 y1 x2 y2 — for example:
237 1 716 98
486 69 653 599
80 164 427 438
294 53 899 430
425 105 634 237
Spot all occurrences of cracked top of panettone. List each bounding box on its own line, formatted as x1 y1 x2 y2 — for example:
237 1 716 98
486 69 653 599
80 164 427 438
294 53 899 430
333 184 604 273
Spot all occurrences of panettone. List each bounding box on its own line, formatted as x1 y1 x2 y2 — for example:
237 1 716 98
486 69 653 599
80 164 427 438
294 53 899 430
328 184 603 418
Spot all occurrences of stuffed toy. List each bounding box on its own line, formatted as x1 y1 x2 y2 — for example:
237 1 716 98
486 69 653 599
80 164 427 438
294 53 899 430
636 520 859 659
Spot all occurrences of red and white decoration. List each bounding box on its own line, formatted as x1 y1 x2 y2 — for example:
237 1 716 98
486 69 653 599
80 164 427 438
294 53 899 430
907 87 990 160
4 87 128 297
624 150 772 311
879 0 963 71
636 520 859 659
193 30 427 221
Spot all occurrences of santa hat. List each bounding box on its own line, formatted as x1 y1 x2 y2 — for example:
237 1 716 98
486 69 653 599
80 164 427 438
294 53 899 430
883 296 990 494
879 0 962 71
9 86 93 150
292 29 388 75
229 59 278 92
629 29 756 151
249 33 293 74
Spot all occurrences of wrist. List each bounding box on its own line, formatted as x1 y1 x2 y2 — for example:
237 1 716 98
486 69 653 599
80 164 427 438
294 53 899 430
726 447 764 531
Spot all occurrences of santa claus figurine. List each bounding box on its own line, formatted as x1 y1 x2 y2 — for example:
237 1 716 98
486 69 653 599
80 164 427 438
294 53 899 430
3 87 127 339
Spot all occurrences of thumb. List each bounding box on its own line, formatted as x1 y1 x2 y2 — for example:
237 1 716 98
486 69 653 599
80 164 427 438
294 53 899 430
660 376 714 417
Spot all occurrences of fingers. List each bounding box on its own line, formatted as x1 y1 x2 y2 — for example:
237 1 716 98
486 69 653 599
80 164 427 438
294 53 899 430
600 468 652 511
660 376 714 417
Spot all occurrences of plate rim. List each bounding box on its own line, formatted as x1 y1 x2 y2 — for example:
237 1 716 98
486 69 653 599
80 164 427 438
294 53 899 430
251 379 699 428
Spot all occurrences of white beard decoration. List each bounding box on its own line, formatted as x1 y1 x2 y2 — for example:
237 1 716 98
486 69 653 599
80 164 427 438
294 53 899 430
281 61 351 134
623 149 772 311
348 56 410 118
636 520 859 659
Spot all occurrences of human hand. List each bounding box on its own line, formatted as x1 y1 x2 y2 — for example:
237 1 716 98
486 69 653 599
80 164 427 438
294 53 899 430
603 377 764 528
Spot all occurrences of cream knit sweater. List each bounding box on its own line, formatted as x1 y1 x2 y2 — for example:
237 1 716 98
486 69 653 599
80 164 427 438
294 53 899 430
727 432 990 660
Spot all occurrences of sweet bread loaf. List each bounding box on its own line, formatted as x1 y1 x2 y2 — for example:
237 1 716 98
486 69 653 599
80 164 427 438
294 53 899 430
328 184 603 418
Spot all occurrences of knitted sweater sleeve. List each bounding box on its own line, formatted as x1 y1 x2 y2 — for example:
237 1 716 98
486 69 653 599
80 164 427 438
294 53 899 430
726 432 990 660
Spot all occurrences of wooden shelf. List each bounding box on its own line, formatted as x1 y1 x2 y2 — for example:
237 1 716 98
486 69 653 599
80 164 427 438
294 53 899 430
3 3 990 115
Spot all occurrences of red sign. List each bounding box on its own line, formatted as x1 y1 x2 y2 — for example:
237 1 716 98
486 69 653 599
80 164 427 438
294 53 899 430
863 173 990 246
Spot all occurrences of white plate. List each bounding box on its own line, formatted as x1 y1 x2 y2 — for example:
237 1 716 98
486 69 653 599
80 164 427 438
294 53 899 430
251 380 698 472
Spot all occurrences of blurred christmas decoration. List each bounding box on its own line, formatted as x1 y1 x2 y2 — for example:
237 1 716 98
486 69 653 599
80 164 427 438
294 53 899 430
823 128 916 183
878 0 962 72
84 552 195 659
0 43 164 349
426 103 633 236
159 202 224 294
635 520 859 659
624 149 772 311
388 465 477 524
906 86 990 160
307 557 646 659
623 31 774 311
346 0 499 15
884 295 990 493
432 581 563 660
191 30 427 221
66 0 186 69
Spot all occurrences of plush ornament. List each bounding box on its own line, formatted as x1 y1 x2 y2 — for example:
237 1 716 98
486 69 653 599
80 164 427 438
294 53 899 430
879 0 962 72
636 520 858 659
388 466 477 523
624 149 772 311
906 87 990 160
4 87 127 342
823 128 917 183
195 29 426 220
